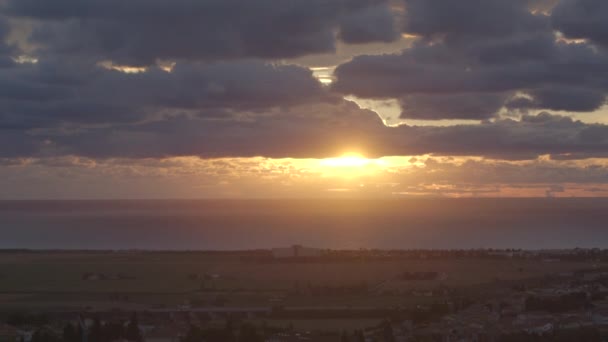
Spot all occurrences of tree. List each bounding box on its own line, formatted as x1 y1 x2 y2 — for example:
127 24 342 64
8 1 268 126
125 313 142 342
76 323 84 342
31 328 61 342
382 320 395 342
238 323 262 342
180 325 203 342
353 330 365 342
88 316 103 342
225 316 234 335
63 323 79 342
181 324 236 342
6 313 49 327
103 321 125 342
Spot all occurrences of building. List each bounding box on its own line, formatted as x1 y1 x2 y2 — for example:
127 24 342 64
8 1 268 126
0 325 18 342
271 245 322 258
591 308 608 326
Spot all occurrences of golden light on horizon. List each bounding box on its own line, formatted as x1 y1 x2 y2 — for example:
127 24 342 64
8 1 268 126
315 152 389 178
97 61 175 73
310 66 334 85
320 152 380 168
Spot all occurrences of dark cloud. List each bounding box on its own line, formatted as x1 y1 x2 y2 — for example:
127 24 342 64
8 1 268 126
0 16 16 67
476 32 558 65
1 46 607 160
552 0 608 47
2 0 398 65
403 0 548 40
338 4 399 44
330 0 608 119
47 101 385 159
400 93 508 120
0 0 607 164
334 36 606 98
0 59 328 127
333 25 608 118
507 86 606 112
4 95 608 161
392 113 608 160
0 129 41 158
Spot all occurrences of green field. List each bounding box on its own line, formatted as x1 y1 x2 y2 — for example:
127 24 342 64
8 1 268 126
0 251 598 311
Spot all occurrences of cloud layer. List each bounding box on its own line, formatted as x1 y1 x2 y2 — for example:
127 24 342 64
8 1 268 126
0 0 607 165
3 0 398 65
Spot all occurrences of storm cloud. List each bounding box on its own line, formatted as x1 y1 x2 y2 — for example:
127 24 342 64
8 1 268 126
4 96 608 161
552 0 608 47
402 0 549 39
0 0 607 164
333 0 608 119
0 59 329 128
2 0 399 65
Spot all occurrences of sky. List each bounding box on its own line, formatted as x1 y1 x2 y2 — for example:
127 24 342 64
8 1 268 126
1 0 608 198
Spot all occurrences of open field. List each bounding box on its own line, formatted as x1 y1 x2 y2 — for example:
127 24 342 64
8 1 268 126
0 251 600 311
249 319 383 332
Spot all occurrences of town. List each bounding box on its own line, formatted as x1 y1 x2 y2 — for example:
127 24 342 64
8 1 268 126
2 248 608 341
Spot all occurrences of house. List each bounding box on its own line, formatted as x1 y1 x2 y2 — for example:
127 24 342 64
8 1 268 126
559 314 594 330
271 245 322 259
16 330 32 342
524 321 554 335
514 314 555 335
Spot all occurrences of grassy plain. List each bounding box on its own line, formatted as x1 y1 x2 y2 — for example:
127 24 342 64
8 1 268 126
0 251 599 311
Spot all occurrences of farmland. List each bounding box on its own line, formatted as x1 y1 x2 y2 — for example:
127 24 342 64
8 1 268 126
0 250 599 311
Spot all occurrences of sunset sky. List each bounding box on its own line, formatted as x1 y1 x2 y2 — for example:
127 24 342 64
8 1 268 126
1 0 608 198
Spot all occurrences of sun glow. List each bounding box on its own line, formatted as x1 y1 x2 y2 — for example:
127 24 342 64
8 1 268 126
314 153 390 178
320 153 380 168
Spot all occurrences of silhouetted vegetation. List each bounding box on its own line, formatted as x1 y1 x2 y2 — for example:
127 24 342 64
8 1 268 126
525 292 589 312
6 313 50 326
498 327 601 342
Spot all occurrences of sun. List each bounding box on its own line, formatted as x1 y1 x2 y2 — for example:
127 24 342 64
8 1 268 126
314 153 389 179
320 152 374 168
278 152 398 179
